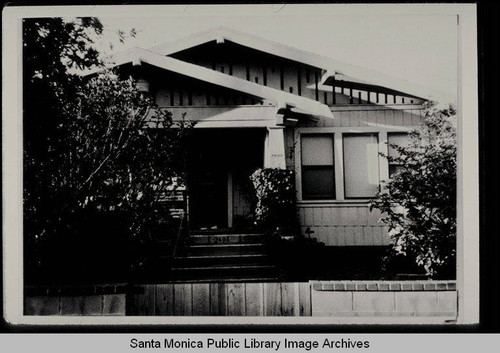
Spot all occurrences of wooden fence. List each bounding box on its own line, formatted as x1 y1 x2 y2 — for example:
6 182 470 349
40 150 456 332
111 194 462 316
126 282 312 316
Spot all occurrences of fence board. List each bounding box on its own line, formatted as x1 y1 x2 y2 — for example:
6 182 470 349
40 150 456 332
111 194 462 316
264 283 282 316
174 284 192 316
298 282 312 316
155 284 174 316
192 283 210 316
126 290 138 315
210 283 227 316
281 283 296 316
103 294 126 316
136 285 155 316
227 283 245 316
25 296 60 315
245 283 263 316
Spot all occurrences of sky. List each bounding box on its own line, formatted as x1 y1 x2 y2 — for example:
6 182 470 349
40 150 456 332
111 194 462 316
90 4 458 103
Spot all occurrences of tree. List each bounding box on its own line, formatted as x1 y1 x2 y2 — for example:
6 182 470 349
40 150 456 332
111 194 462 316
370 103 457 279
23 17 105 277
23 18 193 282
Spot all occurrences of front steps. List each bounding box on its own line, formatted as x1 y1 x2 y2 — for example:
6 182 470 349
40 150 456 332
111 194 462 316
170 232 279 283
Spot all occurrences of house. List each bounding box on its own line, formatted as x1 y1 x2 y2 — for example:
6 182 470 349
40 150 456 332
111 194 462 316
92 27 436 277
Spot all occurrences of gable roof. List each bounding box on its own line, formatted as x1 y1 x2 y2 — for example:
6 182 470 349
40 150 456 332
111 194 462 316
88 26 454 105
149 26 454 104
88 48 333 120
150 26 335 70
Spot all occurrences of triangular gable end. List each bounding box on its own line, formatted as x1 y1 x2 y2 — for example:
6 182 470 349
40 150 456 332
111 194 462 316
150 27 451 103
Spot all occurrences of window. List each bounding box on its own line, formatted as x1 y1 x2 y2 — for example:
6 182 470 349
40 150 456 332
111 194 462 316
387 133 410 177
301 135 335 199
343 133 379 198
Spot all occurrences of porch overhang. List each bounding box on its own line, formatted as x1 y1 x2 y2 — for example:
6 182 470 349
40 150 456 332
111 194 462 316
145 105 277 128
145 105 317 129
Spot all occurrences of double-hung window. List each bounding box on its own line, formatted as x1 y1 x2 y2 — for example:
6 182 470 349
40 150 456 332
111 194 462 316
387 133 410 177
300 135 335 200
343 133 379 198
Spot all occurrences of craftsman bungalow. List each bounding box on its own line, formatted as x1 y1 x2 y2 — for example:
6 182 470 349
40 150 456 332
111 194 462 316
90 27 445 279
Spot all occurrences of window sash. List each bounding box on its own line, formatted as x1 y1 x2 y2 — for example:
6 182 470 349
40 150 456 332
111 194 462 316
301 135 334 166
387 132 410 178
343 133 380 199
302 165 335 200
301 134 335 200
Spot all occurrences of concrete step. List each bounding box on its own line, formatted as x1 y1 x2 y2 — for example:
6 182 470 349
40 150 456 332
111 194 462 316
153 240 175 255
170 263 280 282
172 254 272 267
172 264 277 275
185 243 267 256
188 233 265 245
172 263 276 271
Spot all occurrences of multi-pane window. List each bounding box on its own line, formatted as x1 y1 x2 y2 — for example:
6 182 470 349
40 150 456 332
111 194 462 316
301 135 335 200
387 133 410 177
343 133 379 198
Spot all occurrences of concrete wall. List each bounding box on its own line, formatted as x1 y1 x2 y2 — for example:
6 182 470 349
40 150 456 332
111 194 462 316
310 281 457 318
24 284 127 316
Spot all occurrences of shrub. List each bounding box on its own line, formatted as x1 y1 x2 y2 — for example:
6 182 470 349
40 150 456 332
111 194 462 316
250 168 299 237
370 103 456 279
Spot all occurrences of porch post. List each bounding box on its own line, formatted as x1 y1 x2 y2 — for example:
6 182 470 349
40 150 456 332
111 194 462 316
264 126 286 169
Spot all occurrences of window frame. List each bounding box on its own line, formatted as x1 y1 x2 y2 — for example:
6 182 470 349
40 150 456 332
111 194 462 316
342 132 380 200
300 133 336 200
387 132 411 178
295 126 416 203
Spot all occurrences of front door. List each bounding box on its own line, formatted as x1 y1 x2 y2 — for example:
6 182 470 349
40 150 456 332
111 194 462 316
188 133 228 230
189 168 228 230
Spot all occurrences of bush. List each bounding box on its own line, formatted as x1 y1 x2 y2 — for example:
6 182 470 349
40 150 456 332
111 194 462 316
250 168 299 237
370 103 456 279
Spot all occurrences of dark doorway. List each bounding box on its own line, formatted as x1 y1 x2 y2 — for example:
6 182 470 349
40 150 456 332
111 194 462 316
187 128 265 231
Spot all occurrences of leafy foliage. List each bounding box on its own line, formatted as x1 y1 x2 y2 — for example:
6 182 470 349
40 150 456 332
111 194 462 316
23 18 193 282
250 168 299 237
370 103 457 278
23 18 105 275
